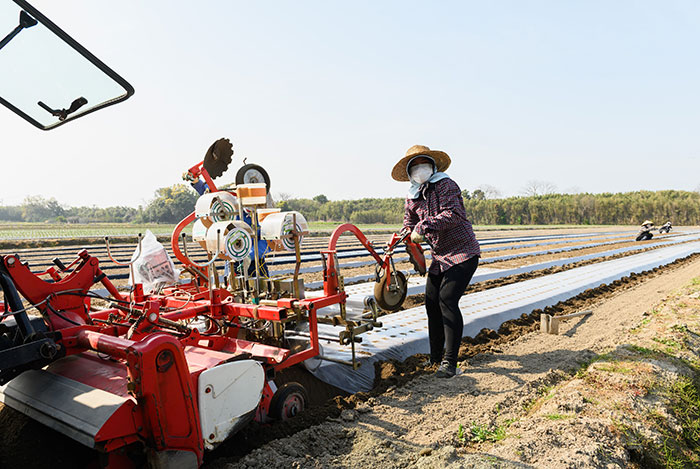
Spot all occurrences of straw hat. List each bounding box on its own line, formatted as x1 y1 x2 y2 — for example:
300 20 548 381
392 145 451 182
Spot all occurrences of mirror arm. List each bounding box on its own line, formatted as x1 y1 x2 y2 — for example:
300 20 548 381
0 11 38 52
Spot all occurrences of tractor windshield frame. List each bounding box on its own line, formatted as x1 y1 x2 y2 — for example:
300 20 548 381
0 0 134 130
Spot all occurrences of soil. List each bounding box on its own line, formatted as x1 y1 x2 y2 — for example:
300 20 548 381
1 227 698 468
204 253 700 469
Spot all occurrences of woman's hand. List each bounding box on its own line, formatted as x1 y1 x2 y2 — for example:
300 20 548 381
411 230 425 243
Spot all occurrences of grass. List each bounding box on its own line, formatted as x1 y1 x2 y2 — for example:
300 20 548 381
620 376 700 468
544 413 574 421
522 383 559 414
630 317 652 334
652 337 682 351
575 351 615 379
0 222 177 240
666 377 700 447
457 422 508 444
625 344 658 358
596 363 635 374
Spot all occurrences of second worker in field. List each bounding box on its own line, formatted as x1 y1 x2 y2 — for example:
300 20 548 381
393 145 481 378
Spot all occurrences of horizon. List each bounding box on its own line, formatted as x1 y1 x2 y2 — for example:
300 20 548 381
3 187 699 210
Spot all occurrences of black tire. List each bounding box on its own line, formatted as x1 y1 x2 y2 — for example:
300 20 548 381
269 382 308 421
374 270 408 312
635 233 644 241
645 232 653 240
235 163 271 191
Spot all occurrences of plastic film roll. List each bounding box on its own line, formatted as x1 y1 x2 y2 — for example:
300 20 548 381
191 219 208 250
236 183 267 206
260 211 309 252
257 207 281 222
195 191 238 227
205 221 253 261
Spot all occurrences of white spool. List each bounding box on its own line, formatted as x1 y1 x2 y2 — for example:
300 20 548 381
195 192 238 227
192 219 208 250
236 183 267 206
205 221 253 262
260 211 309 252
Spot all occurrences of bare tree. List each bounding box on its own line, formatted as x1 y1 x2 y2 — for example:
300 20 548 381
275 192 293 202
520 180 557 197
477 184 502 199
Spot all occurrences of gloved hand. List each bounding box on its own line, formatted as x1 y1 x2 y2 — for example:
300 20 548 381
411 230 425 244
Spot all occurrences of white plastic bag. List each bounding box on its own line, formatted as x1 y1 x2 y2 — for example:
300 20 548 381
129 230 180 293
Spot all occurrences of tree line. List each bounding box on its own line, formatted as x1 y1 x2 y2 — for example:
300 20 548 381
280 190 700 225
0 185 198 224
2 187 698 226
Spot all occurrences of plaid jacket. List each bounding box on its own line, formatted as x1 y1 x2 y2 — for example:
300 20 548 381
403 178 480 275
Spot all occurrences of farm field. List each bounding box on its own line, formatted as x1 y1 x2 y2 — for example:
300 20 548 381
1 224 699 467
0 222 177 240
0 222 620 240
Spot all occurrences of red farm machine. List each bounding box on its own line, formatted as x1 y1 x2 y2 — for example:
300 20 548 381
0 2 427 467
0 138 425 467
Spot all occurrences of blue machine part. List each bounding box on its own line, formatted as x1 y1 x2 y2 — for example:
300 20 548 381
190 180 209 195
236 208 270 277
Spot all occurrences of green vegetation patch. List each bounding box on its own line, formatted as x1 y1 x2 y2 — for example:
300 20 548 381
457 422 508 445
622 376 700 468
544 413 574 421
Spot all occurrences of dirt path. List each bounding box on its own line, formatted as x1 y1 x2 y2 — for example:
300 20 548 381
214 257 700 469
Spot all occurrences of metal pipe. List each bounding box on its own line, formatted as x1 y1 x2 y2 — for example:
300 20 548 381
105 233 143 284
76 330 130 359
236 194 250 299
251 208 261 299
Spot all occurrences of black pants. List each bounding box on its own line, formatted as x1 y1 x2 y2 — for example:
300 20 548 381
425 256 479 366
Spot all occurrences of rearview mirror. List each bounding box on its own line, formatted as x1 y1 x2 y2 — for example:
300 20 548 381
0 0 134 130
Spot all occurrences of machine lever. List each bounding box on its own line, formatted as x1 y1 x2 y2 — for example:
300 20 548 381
105 234 143 288
180 231 220 269
52 257 67 271
104 233 143 267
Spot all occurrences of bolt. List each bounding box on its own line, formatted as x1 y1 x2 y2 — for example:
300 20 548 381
209 433 215 440
6 257 15 265
205 386 212 394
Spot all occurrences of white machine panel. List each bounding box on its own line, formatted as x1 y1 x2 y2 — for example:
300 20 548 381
198 360 264 450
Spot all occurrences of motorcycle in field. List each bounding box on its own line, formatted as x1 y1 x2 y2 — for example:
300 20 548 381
659 221 672 234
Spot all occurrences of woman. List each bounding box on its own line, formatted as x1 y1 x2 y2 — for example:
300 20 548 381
392 144 480 378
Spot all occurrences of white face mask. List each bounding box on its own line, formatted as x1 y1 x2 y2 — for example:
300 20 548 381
409 163 434 184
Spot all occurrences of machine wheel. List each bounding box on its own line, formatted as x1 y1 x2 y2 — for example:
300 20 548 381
269 382 308 420
374 270 408 312
236 163 271 191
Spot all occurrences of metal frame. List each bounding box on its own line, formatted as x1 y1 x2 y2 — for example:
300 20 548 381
2 0 135 130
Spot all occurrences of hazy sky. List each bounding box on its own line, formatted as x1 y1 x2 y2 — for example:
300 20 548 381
2 1 699 208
